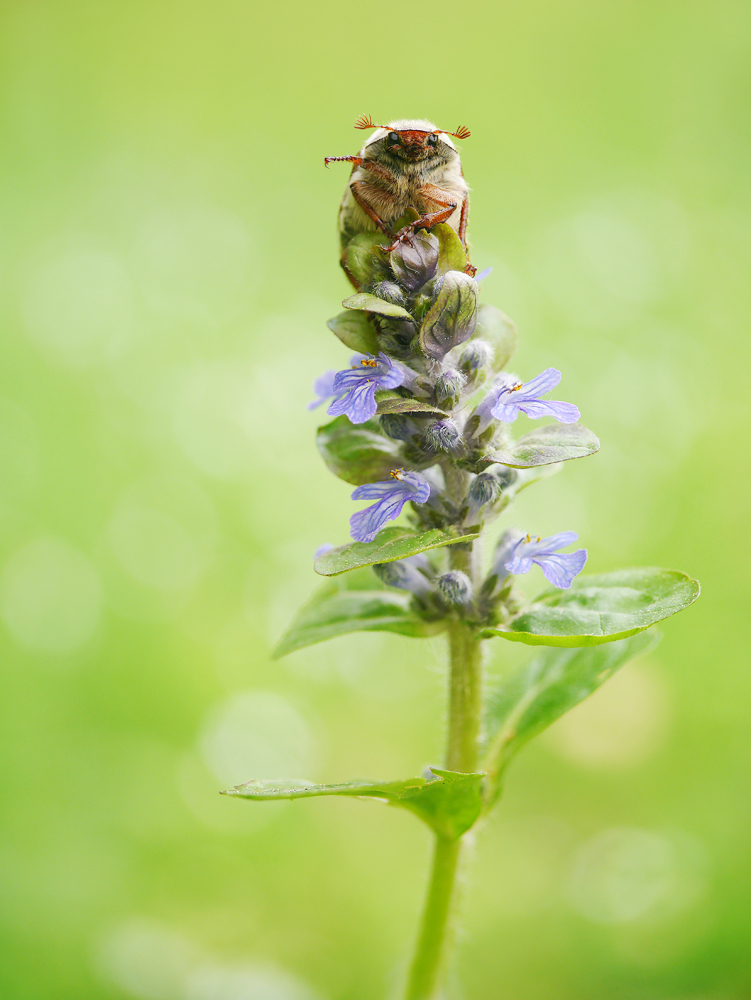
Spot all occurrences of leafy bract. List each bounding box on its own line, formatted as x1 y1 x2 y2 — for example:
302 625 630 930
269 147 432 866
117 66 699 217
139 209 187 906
478 423 600 469
484 568 700 646
419 271 478 359
434 223 468 274
272 568 444 658
315 525 480 576
327 310 380 355
222 767 484 840
473 304 518 371
342 292 413 321
481 632 659 805
375 391 449 417
343 231 391 288
317 415 401 485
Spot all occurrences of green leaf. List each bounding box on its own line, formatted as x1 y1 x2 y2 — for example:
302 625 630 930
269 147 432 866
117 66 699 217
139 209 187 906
481 632 659 805
272 571 444 659
375 391 449 418
342 292 414 320
343 231 391 288
478 423 600 469
473 304 518 371
434 223 468 274
315 525 480 576
222 767 484 840
327 310 380 355
484 568 700 646
317 415 401 485
419 271 478 359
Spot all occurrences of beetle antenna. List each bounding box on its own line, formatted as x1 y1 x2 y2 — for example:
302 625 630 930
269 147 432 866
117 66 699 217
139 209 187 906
440 125 471 139
354 115 390 131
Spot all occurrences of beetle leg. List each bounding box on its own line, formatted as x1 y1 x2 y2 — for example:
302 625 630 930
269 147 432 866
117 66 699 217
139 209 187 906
324 155 363 168
457 194 476 275
458 194 469 247
382 183 458 252
350 181 396 238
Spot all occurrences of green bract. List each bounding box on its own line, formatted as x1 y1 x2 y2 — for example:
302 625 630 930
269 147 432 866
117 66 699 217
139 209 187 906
327 309 380 355
476 422 600 469
317 415 401 485
484 568 700 646
314 525 480 576
272 568 444 658
473 304 518 371
222 767 484 841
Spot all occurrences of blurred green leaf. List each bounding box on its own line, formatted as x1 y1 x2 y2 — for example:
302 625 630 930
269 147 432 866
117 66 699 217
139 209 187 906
478 423 600 469
342 292 414 320
473 304 518 371
419 271 478 359
343 231 391 287
434 223 468 274
481 632 660 805
327 310 380 355
484 568 701 646
375 391 449 417
317 415 401 485
222 767 484 840
272 573 444 659
315 525 480 576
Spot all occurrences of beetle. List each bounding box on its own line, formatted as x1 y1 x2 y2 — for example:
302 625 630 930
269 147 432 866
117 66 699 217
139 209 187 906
325 116 473 284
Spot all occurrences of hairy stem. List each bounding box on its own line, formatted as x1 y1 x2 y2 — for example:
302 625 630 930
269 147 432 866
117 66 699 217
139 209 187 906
403 544 483 1000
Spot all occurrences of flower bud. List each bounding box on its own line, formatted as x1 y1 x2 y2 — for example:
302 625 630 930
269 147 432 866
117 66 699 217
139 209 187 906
373 556 432 598
458 339 494 374
425 419 462 454
379 413 415 441
390 231 439 291
468 473 500 509
495 465 518 489
436 570 474 606
435 368 466 406
371 281 406 306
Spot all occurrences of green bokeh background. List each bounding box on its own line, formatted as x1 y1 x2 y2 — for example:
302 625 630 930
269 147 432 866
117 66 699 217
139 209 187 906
1 1 749 997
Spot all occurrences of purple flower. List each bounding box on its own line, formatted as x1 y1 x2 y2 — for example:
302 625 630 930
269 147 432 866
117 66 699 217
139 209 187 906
350 469 430 543
307 370 342 411
328 353 405 424
504 531 587 589
474 368 579 432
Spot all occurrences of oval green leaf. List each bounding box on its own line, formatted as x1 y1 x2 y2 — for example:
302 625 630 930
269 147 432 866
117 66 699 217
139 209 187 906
478 423 600 469
473 304 518 371
315 525 480 576
272 578 444 659
222 767 484 840
483 567 700 646
342 292 414 320
327 310 380 355
317 415 402 485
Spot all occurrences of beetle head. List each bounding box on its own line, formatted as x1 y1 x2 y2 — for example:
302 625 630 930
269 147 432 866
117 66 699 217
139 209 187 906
355 116 470 162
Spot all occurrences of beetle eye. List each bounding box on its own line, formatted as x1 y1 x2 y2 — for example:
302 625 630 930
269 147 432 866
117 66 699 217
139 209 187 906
428 134 439 146
387 131 400 144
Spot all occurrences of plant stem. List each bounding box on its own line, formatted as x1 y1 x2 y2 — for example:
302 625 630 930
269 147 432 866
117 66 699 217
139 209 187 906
403 545 483 1000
